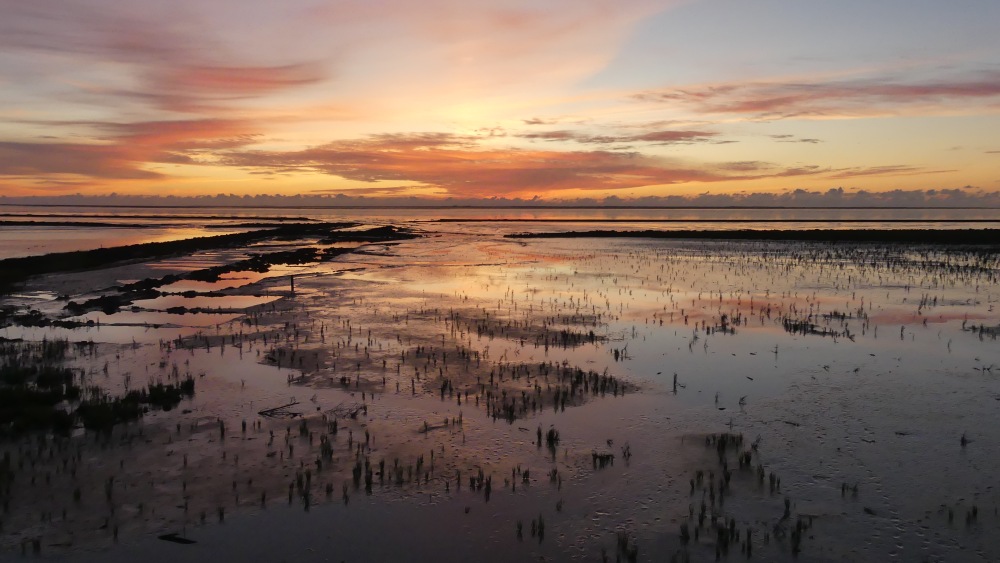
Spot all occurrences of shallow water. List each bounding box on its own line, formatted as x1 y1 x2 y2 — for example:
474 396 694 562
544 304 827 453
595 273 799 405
3 205 1000 257
0 219 998 562
0 226 249 260
130 294 281 311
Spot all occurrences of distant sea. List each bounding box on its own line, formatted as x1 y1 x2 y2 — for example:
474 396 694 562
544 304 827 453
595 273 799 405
0 204 997 259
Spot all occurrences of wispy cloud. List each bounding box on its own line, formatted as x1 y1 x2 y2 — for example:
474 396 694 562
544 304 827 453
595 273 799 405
0 118 259 182
0 2 331 114
769 134 822 143
828 165 954 179
518 129 720 145
636 71 1000 119
523 117 559 125
107 119 258 154
718 161 777 172
0 141 161 180
133 64 327 113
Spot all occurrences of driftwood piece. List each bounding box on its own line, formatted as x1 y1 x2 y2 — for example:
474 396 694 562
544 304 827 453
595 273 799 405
258 401 301 418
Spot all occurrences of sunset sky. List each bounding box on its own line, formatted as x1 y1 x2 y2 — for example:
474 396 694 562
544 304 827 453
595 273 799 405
2 0 999 202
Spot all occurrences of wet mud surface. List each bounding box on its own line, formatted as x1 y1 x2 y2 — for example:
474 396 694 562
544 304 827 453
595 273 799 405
0 225 998 562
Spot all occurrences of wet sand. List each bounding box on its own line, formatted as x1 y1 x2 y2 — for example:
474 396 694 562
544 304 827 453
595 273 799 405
1 225 998 562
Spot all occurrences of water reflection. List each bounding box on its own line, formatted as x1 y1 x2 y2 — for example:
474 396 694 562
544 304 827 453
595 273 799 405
0 223 998 561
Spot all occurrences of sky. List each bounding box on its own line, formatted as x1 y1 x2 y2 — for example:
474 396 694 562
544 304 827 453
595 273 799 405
1 0 999 203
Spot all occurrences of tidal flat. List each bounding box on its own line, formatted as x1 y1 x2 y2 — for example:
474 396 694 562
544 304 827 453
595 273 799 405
0 220 998 562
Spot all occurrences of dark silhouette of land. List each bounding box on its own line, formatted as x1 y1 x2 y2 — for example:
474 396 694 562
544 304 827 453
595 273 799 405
0 223 417 292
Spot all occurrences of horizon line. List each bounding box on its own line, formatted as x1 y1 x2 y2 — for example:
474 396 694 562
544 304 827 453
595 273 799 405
1 203 998 211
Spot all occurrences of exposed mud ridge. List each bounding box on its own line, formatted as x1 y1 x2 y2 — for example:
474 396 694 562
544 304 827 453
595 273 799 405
0 222 359 292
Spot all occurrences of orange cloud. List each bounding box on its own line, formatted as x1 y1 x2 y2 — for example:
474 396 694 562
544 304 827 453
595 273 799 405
0 118 260 184
219 133 826 197
108 119 259 159
2 120 950 197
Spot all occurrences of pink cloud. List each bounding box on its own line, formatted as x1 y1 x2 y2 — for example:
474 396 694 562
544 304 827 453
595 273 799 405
0 118 260 182
109 119 259 154
637 72 1000 119
0 2 331 114
0 141 160 180
121 63 326 114
161 64 323 95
